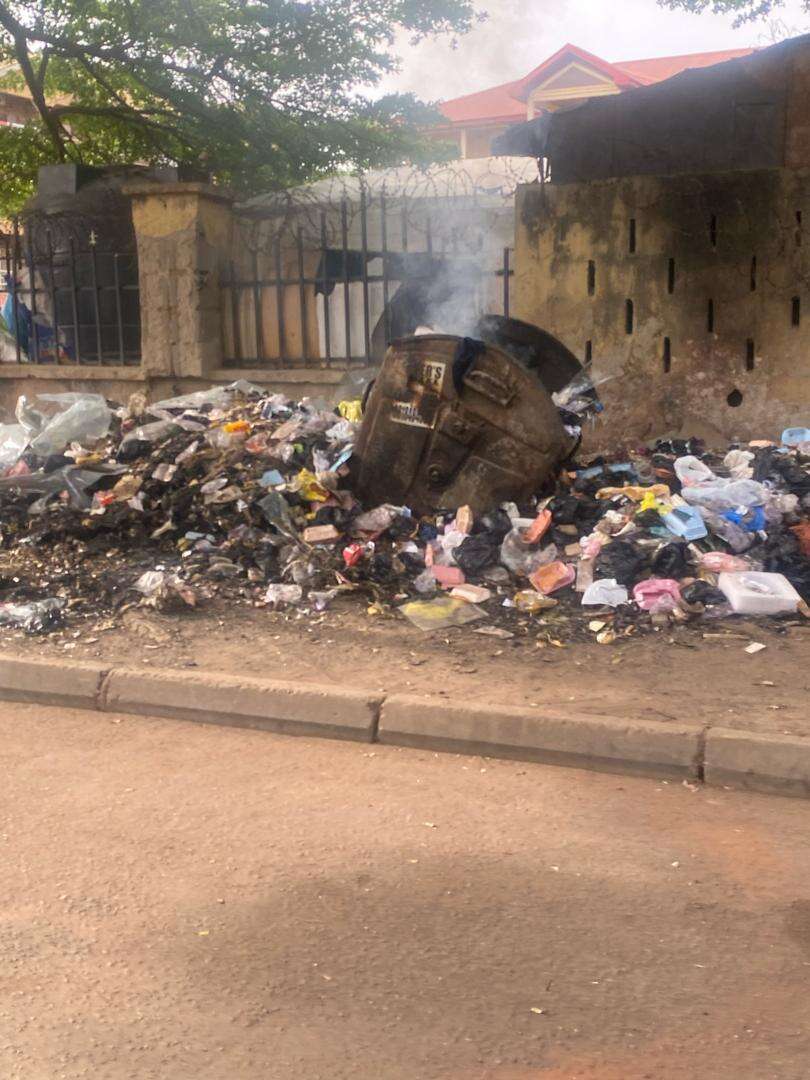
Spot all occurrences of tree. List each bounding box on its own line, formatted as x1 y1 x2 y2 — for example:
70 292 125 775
659 0 808 25
0 0 475 214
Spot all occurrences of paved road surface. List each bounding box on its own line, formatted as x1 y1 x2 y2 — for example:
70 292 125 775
1 702 809 1080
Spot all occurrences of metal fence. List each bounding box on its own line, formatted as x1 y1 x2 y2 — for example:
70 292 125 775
222 187 515 369
0 220 141 366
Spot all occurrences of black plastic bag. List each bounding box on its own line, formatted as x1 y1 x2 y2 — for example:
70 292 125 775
453 533 500 575
681 580 727 606
551 494 603 532
652 543 693 579
594 540 649 586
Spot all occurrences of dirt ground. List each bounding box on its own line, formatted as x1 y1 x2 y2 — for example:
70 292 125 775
4 594 810 738
2 699 810 1080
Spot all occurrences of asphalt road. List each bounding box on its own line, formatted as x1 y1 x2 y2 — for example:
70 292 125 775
1 702 809 1080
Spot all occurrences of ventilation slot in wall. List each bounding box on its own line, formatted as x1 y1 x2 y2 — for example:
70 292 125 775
625 299 634 335
585 340 593 364
797 211 803 247
663 336 671 373
750 256 757 292
667 258 675 294
587 260 596 296
792 296 801 326
628 218 637 254
707 299 715 333
745 339 755 371
709 214 718 248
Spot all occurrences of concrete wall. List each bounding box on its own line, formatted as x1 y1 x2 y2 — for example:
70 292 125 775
514 168 810 446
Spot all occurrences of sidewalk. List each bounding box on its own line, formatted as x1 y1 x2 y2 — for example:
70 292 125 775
1 598 809 794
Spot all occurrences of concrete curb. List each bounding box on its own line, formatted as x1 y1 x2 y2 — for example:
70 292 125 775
0 652 805 797
705 727 810 798
0 654 109 710
378 695 702 779
102 667 382 741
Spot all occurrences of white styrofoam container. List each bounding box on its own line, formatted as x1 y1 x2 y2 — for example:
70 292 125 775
718 571 801 616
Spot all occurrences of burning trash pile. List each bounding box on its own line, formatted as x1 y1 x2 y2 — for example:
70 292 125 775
0 336 806 644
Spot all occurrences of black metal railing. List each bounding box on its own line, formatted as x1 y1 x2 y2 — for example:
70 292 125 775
0 220 141 366
222 188 514 369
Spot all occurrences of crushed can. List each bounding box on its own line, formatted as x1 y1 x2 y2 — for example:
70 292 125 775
352 334 577 513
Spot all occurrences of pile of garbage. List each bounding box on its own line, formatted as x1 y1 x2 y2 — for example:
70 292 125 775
0 379 807 642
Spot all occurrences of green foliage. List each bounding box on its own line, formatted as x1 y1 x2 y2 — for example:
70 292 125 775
0 0 475 215
658 0 806 26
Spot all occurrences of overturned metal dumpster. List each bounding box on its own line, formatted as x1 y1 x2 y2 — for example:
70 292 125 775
353 334 577 513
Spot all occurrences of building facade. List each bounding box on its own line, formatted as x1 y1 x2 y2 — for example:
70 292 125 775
432 44 755 160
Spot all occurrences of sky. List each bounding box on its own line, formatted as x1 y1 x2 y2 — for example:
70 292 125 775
381 0 810 102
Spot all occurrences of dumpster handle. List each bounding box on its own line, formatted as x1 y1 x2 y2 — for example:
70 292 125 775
462 369 515 407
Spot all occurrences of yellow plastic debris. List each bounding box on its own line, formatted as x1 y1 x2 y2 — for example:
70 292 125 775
297 468 329 502
338 399 363 423
637 489 670 515
597 484 670 502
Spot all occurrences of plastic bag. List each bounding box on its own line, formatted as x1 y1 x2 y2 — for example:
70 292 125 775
681 580 729 607
582 579 629 607
0 597 64 633
651 542 693 579
594 540 648 586
453 534 500 575
148 380 263 417
699 551 752 573
353 504 404 534
633 579 682 613
399 595 486 631
674 456 716 485
265 583 303 607
500 528 557 576
724 449 754 480
552 368 614 414
0 423 27 471
681 478 769 513
24 393 112 457
0 465 105 510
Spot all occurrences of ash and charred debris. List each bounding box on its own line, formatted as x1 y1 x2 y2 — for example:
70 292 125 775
0 338 806 648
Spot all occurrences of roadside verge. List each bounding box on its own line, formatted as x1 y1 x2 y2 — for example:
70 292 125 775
1 653 807 798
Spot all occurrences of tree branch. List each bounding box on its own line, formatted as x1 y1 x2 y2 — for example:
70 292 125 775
0 1 67 158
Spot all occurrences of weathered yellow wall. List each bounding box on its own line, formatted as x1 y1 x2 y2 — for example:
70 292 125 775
127 183 234 379
515 168 810 446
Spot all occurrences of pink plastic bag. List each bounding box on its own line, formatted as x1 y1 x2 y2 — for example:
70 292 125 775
699 552 751 573
633 579 682 613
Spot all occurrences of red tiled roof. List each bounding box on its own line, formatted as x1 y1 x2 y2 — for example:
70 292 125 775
438 45 758 126
511 43 642 101
614 47 755 84
438 79 526 124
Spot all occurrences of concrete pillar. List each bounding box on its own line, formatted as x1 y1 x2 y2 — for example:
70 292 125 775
125 182 234 378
